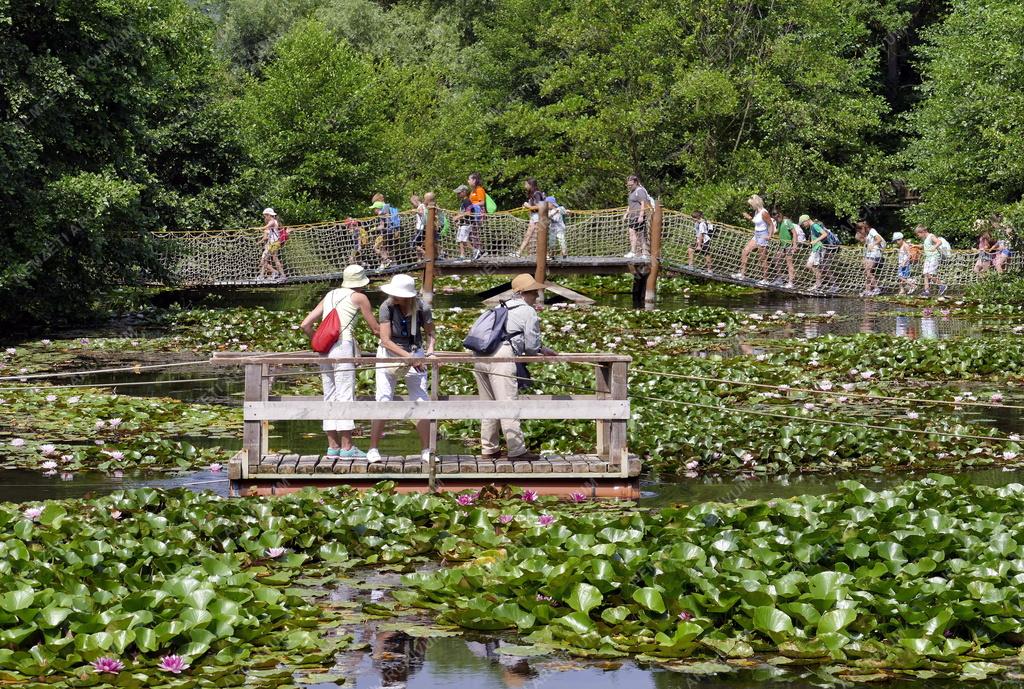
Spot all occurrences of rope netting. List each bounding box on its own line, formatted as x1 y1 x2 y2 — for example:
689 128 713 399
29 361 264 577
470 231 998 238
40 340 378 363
154 209 1019 294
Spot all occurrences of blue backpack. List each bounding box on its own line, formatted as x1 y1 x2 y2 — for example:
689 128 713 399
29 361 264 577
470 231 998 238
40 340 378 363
823 227 841 247
388 205 402 233
464 302 522 355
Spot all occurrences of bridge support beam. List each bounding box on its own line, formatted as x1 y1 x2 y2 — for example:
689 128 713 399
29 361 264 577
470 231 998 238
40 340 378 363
422 205 437 305
645 200 663 309
535 201 549 304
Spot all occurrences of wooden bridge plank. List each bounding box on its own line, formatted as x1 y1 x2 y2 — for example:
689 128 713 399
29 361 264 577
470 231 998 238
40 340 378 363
245 399 629 421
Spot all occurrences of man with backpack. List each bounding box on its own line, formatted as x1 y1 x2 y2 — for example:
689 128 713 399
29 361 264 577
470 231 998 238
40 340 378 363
915 224 949 296
468 274 556 460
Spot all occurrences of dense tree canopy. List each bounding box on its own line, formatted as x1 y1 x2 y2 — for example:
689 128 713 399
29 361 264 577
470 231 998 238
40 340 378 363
1 0 1022 326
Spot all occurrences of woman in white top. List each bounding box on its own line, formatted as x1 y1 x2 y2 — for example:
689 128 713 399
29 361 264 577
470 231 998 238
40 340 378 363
733 195 774 284
300 265 380 458
258 208 287 282
856 221 885 296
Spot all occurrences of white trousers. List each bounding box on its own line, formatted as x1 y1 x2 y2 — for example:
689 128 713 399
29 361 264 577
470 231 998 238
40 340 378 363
320 339 356 431
375 346 429 402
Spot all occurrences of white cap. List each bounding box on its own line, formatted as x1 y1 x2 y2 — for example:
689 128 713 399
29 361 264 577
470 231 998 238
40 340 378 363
381 274 418 298
262 207 277 216
892 232 904 241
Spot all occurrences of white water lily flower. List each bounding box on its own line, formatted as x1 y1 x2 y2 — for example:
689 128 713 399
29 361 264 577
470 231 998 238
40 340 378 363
684 460 699 470
4 347 15 355
841 383 856 392
906 412 919 420
39 444 56 455
41 460 58 470
68 396 80 404
107 418 122 428
23 507 42 520
803 403 815 411
103 450 125 460
10 438 25 447
41 339 51 346
1011 434 1021 442
860 371 875 379
818 380 833 391
95 421 106 429
796 312 806 318
1004 451 1018 461
45 394 57 403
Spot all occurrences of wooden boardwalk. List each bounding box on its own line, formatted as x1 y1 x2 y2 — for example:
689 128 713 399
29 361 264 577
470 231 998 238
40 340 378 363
214 352 641 498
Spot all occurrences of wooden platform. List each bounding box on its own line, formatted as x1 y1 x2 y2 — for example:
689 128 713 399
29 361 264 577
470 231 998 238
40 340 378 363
228 451 641 498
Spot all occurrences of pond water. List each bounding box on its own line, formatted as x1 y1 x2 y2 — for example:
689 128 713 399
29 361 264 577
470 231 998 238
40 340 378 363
4 282 1023 688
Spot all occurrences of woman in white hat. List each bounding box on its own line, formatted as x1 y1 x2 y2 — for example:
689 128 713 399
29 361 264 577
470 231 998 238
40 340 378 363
300 265 380 458
367 274 435 464
258 208 287 282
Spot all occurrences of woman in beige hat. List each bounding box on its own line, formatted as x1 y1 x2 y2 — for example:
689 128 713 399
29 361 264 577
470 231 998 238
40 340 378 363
473 274 556 460
300 265 380 458
366 274 435 464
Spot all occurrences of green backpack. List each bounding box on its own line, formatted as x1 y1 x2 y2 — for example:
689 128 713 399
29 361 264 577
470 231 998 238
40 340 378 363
484 193 497 214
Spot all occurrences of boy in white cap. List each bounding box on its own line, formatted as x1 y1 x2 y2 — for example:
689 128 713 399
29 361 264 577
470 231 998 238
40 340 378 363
258 208 287 282
367 274 435 463
892 232 917 295
300 265 380 458
473 274 556 460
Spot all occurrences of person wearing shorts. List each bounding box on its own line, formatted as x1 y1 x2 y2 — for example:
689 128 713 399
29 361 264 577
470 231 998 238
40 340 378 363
994 238 1012 274
733 195 773 284
622 175 652 258
366 274 435 464
801 214 827 291
856 221 885 296
454 185 482 261
687 211 713 273
915 224 946 296
772 210 798 288
258 208 286 282
892 232 918 295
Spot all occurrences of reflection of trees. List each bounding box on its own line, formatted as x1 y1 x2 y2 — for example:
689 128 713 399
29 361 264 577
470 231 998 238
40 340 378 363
374 631 429 687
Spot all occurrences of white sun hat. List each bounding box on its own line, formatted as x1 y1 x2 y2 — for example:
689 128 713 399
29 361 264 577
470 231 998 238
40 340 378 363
381 273 418 298
262 207 277 216
341 264 369 289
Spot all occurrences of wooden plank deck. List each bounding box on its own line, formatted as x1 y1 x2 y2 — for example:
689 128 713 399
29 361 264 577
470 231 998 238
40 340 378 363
239 452 641 480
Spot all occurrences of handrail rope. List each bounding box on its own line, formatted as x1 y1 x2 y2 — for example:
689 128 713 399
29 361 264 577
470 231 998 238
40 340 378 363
437 361 1016 443
0 377 222 392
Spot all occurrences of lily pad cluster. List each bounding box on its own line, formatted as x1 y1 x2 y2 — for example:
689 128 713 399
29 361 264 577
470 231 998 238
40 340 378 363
403 475 1024 681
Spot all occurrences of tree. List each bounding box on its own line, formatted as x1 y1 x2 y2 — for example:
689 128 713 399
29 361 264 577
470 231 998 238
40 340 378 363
903 0 1024 242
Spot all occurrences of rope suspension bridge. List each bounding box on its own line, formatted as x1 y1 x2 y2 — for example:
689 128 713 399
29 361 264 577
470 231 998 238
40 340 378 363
155 206 1018 298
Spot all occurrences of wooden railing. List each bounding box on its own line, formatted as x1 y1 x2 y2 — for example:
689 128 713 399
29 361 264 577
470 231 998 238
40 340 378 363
210 352 632 484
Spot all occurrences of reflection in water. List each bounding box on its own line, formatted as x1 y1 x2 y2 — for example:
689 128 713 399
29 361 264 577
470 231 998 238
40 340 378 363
374 631 429 687
921 316 938 339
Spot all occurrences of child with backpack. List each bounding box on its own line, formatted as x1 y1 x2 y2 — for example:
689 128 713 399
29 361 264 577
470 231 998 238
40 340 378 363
856 221 886 296
687 211 714 274
545 195 568 260
892 232 919 295
800 214 827 292
370 193 402 270
454 185 482 261
915 224 948 296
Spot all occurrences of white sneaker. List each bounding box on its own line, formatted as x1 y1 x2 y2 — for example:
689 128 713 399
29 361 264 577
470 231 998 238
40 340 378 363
783 282 795 289
757 279 769 286
624 252 635 258
731 272 745 280
421 449 432 463
366 448 382 463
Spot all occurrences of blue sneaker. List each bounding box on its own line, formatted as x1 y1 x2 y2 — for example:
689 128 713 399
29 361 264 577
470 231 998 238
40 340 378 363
326 447 342 457
340 447 366 458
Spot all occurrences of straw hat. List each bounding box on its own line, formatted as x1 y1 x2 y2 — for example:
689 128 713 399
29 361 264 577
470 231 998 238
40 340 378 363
381 273 418 298
341 265 369 289
511 274 546 293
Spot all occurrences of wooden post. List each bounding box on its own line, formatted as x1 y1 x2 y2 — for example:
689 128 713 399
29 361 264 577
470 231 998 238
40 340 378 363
535 201 549 304
242 363 263 478
260 364 271 458
645 200 663 309
609 361 629 476
422 206 437 306
428 361 439 492
595 363 611 458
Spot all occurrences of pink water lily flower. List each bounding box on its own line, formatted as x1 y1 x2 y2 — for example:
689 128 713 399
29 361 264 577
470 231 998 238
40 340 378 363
157 655 189 674
678 611 694 621
103 450 125 461
521 489 538 503
107 418 122 428
266 547 286 559
818 380 834 391
991 393 1005 403
41 460 58 470
684 460 699 471
860 371 875 380
537 514 555 527
45 394 57 403
91 657 124 674
567 492 587 503
10 438 25 447
208 463 223 473
23 507 42 521
456 492 477 506
906 411 920 420
110 510 123 520
498 514 514 524
1003 451 1018 461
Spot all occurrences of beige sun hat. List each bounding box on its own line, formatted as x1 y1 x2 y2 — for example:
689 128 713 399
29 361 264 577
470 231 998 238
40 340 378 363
511 273 546 293
341 264 369 289
381 273 418 298
262 207 277 216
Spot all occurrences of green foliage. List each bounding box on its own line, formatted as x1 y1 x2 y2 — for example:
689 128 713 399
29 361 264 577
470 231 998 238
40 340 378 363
965 275 1024 305
903 0 1024 241
403 477 1024 679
